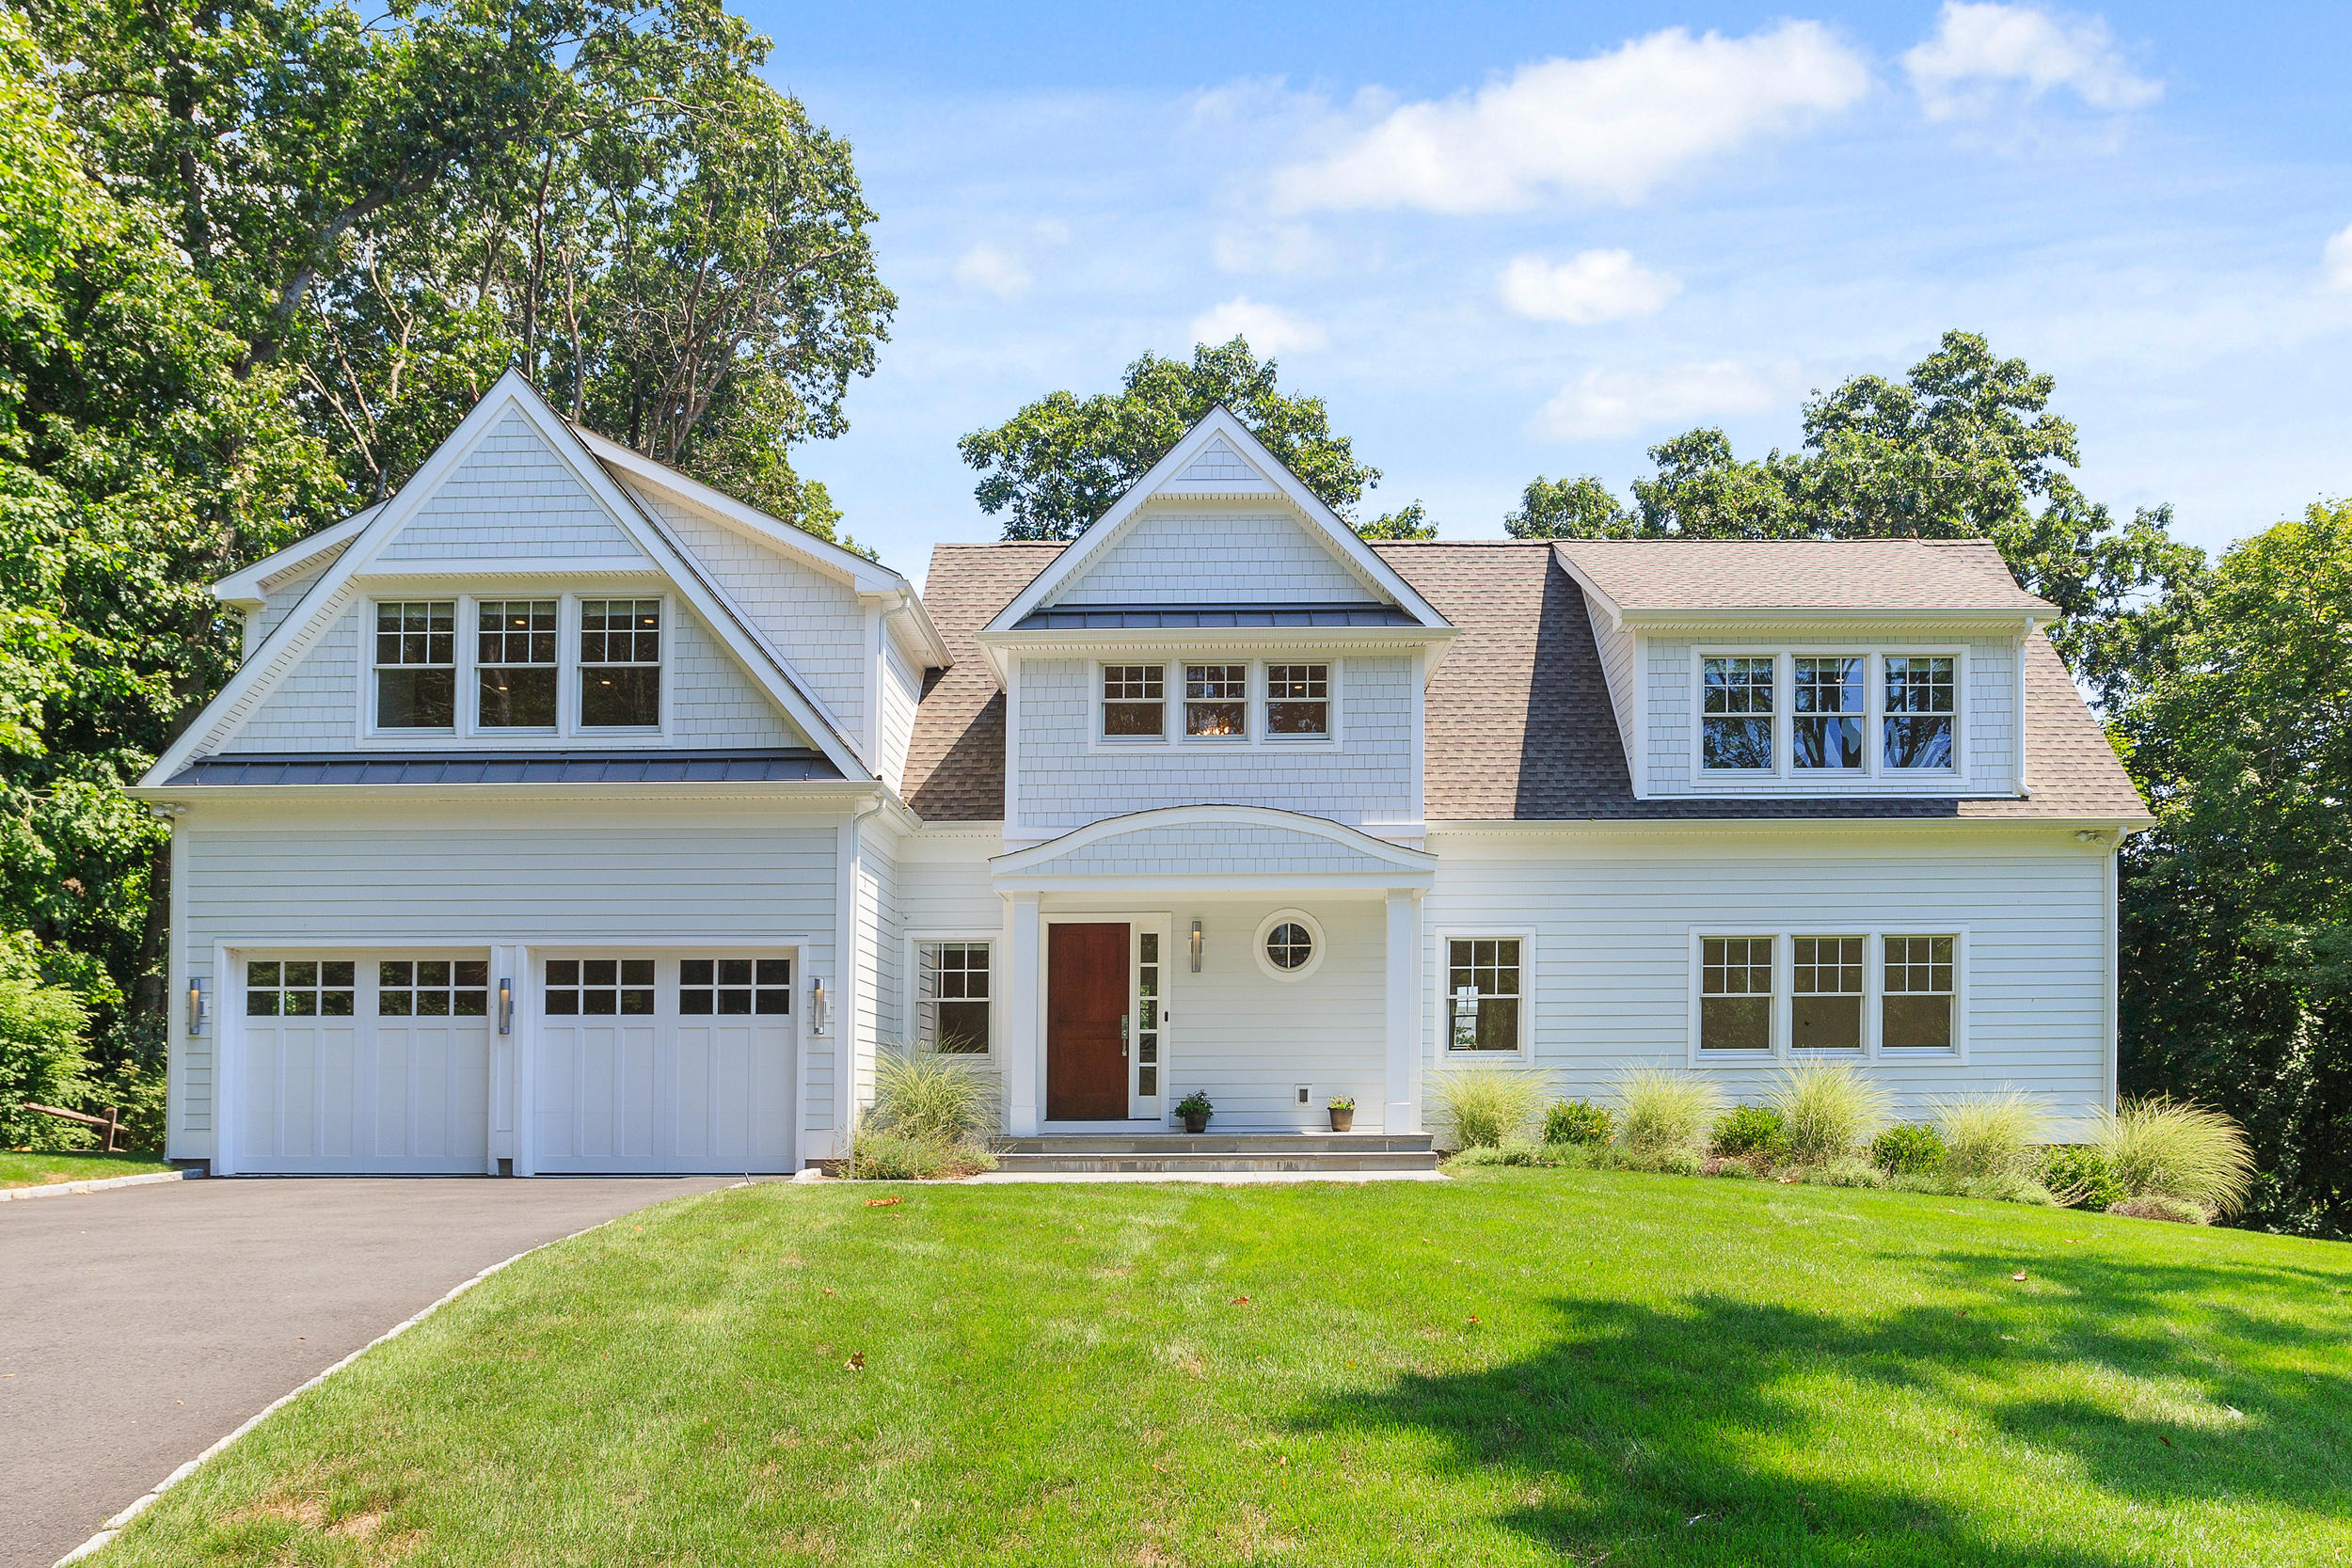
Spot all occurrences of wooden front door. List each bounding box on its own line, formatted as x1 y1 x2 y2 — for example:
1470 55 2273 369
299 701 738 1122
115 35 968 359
1047 923 1129 1120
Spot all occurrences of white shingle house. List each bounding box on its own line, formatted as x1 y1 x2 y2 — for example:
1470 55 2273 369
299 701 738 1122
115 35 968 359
134 372 2152 1174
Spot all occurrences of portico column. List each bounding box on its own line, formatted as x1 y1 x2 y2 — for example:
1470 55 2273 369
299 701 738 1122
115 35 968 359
1384 888 1422 1133
1006 892 1043 1135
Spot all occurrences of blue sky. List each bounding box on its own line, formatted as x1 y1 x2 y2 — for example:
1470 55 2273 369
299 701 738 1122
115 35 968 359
733 2 2352 584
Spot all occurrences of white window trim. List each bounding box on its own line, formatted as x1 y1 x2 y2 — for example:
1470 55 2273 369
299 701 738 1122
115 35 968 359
905 931 998 1059
1685 927 1969 1066
1253 908 1326 982
358 592 675 748
364 596 460 739
1086 657 1344 753
1691 647 1967 791
1434 928 1535 1062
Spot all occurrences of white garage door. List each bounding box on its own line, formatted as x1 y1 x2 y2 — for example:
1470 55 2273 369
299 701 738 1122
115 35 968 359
532 952 796 1174
237 956 493 1174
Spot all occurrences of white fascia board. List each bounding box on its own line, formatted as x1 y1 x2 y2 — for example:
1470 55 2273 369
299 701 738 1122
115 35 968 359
991 802 1438 878
985 407 1452 634
123 779 882 808
1422 815 2154 842
968 623 1459 686
212 505 381 608
863 588 953 672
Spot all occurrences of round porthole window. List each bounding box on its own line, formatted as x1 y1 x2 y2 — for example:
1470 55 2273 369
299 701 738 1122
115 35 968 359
1254 909 1325 981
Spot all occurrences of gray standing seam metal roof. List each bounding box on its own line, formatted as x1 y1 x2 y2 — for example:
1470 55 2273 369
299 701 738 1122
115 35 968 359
1009 603 1422 630
166 750 842 786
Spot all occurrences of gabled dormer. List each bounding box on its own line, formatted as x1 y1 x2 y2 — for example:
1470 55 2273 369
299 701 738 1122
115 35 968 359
1553 539 2056 801
148 372 949 795
974 408 1455 847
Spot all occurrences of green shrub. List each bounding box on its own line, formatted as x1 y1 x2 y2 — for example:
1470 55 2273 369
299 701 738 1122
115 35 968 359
2106 1193 2211 1225
2039 1146 2126 1211
1543 1100 1614 1147
0 932 94 1149
1770 1064 1890 1164
1711 1103 1788 1161
1932 1090 2045 1183
1870 1122 1946 1176
850 1131 996 1180
1613 1069 1725 1164
868 1048 997 1144
1428 1069 1547 1150
2099 1099 2255 1216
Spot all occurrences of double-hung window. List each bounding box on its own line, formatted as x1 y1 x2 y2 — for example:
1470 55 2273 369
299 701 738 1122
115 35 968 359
1792 657 1865 770
1101 665 1165 738
916 942 991 1053
1184 664 1248 738
1446 939 1523 1052
1701 657 1774 770
1883 657 1955 769
580 599 661 728
1264 664 1329 738
476 599 558 729
1883 936 1956 1049
374 601 455 729
1791 936 1864 1050
1700 937 1773 1050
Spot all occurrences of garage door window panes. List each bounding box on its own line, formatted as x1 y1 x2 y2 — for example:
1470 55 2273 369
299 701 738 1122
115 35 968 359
545 958 654 1016
379 959 490 1017
246 959 356 1017
680 958 791 1015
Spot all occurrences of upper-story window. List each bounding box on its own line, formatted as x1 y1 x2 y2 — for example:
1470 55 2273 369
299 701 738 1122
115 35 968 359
1265 664 1329 738
477 600 558 729
580 598 660 728
375 601 456 729
1184 663 1248 738
1701 656 1774 770
1792 657 1864 769
1882 657 1955 769
1102 664 1165 738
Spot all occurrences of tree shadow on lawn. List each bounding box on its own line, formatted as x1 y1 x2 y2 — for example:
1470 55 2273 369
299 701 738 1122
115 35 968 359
1288 1247 2352 1567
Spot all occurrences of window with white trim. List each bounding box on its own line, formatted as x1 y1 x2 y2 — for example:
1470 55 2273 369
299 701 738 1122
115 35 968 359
1264 664 1329 738
1883 935 1957 1049
374 601 455 729
1184 663 1248 738
1700 937 1772 1050
1883 657 1955 769
1790 936 1864 1051
916 942 990 1053
1446 938 1522 1052
476 599 559 729
1701 657 1774 769
1792 657 1865 770
579 599 661 728
1101 665 1165 738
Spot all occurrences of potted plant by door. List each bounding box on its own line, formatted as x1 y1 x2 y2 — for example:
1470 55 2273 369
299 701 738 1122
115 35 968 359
1327 1097 1356 1132
1175 1090 1214 1134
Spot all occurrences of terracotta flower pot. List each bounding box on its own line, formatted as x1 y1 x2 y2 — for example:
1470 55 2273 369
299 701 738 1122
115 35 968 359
1328 1107 1355 1132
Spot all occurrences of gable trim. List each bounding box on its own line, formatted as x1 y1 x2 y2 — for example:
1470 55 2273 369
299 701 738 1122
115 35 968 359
213 506 381 608
992 803 1438 879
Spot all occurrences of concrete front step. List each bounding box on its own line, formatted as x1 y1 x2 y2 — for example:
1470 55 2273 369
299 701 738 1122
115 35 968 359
993 1150 1441 1175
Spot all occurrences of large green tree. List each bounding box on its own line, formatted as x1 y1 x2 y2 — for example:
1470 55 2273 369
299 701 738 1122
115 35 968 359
2114 501 2352 1237
960 338 1383 540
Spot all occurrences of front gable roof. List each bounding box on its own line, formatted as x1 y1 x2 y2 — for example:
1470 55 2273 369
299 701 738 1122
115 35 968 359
142 371 875 788
983 407 1451 636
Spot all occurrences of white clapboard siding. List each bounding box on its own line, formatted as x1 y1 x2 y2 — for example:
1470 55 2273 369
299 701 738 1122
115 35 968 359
377 412 648 563
1424 832 2111 1130
1014 655 1415 832
169 800 841 1156
851 832 901 1121
1054 507 1377 607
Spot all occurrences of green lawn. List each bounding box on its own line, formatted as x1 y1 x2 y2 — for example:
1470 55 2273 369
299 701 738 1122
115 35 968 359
91 1170 2352 1567
0 1148 174 1189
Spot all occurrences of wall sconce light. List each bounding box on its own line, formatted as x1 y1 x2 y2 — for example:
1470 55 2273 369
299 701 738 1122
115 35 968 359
810 978 829 1035
188 976 208 1036
1189 920 1203 974
498 978 514 1035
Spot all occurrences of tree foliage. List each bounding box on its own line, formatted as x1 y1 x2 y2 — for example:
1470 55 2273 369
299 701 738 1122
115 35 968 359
2114 501 2352 1236
960 338 1382 540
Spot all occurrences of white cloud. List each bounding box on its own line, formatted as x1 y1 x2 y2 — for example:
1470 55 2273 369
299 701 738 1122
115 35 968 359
952 242 1031 298
1213 222 1333 277
1904 3 2162 120
2327 222 2352 292
1188 296 1328 356
1500 250 1681 325
1268 23 1870 214
1534 361 1780 440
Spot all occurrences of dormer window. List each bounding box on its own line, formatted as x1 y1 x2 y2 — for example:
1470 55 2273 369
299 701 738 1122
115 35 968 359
580 598 661 728
477 600 558 729
1184 664 1248 738
1102 665 1165 738
1883 656 1955 768
1793 657 1865 769
1701 656 1774 769
374 601 455 729
1265 664 1329 738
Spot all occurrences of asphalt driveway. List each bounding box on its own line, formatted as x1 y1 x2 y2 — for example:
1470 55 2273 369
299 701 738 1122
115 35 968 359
0 1175 755 1567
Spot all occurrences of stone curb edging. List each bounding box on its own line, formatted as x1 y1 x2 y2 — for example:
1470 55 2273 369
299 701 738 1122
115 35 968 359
0 1170 191 1205
53 1180 753 1566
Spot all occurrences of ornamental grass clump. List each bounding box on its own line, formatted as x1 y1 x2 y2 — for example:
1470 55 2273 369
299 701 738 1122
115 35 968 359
1931 1090 2046 1185
855 1047 1000 1180
2099 1099 2254 1218
1613 1069 1724 1168
1770 1063 1890 1165
1428 1069 1547 1150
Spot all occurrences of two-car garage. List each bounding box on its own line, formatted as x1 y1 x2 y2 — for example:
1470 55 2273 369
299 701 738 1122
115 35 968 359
230 949 799 1175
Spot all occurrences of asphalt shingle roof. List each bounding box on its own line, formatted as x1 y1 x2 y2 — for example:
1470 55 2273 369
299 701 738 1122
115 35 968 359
1553 537 2055 614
